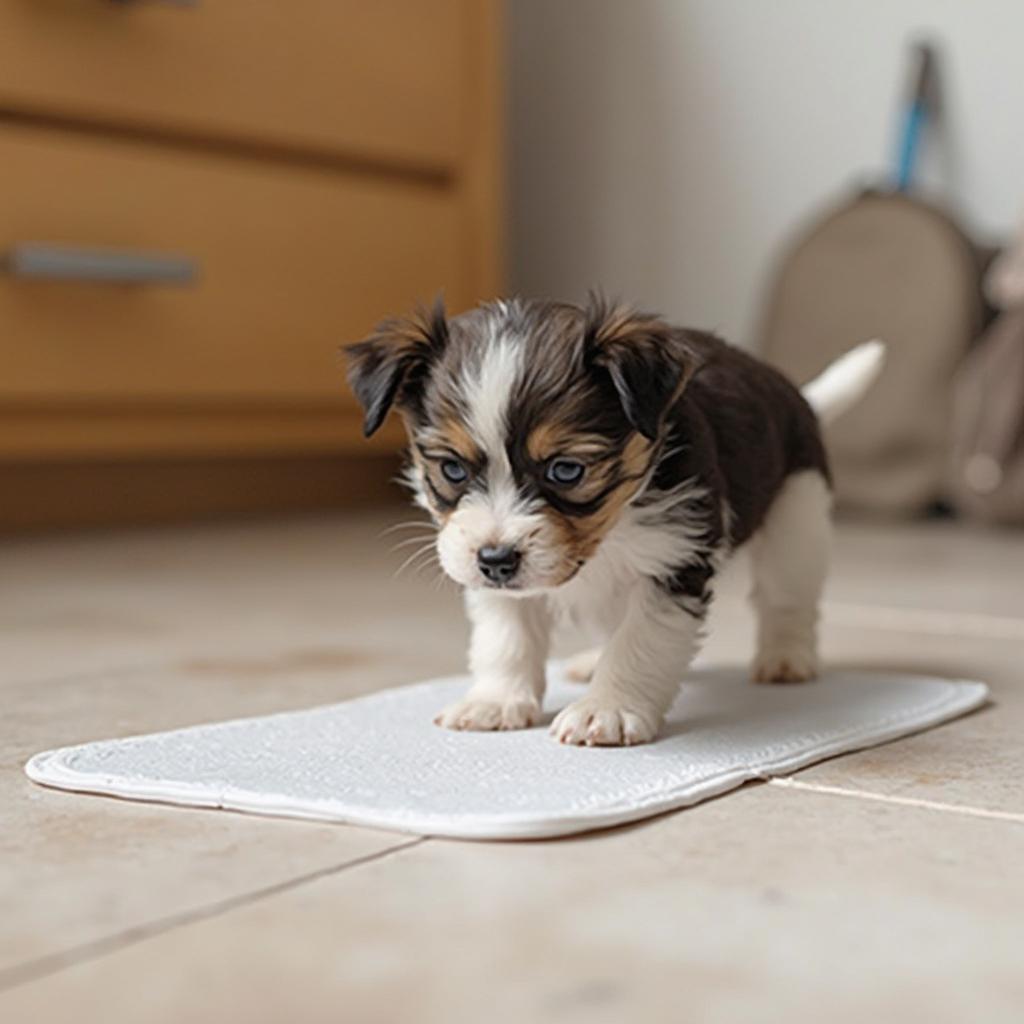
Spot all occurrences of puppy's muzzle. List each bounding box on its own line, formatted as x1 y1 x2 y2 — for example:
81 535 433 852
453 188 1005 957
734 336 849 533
476 544 521 585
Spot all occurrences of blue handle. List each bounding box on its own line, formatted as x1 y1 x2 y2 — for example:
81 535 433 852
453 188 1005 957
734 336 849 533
896 100 925 192
893 43 936 193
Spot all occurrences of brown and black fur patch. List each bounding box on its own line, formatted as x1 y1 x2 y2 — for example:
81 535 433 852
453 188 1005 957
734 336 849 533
346 300 449 437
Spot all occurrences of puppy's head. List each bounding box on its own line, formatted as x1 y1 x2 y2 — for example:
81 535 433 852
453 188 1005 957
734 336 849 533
346 296 695 593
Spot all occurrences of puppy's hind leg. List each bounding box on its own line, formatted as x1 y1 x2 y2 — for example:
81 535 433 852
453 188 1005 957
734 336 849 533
564 647 601 683
749 470 831 684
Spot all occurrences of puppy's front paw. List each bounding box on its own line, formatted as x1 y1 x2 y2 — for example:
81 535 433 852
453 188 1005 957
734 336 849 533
434 696 540 732
550 696 660 746
751 645 819 684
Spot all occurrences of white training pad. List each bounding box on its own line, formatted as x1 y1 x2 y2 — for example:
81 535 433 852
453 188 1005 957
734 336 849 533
26 666 987 840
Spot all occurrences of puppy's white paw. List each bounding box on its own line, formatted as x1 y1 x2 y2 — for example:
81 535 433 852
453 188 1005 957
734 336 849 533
563 647 601 683
550 696 660 746
434 696 540 732
752 645 819 684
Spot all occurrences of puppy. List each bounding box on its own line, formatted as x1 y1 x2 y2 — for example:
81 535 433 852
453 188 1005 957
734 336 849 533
346 296 883 746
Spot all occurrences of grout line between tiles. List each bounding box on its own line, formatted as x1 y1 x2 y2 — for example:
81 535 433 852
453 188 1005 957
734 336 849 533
770 777 1024 824
0 835 427 994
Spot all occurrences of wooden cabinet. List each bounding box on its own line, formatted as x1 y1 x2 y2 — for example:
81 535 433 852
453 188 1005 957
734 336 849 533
0 1 502 525
0 126 464 406
0 1 465 171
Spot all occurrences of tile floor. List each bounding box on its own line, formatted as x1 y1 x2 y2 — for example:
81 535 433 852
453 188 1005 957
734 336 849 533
1 510 1022 1022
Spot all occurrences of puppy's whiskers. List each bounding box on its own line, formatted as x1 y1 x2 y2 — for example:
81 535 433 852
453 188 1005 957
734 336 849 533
392 541 440 579
430 565 455 593
378 519 436 539
389 533 440 553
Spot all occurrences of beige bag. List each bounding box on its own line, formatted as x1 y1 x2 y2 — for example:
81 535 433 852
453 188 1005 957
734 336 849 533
761 46 986 516
760 191 983 515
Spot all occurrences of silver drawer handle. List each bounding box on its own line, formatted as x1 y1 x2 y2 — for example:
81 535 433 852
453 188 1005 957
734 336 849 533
108 1 198 8
2 243 197 285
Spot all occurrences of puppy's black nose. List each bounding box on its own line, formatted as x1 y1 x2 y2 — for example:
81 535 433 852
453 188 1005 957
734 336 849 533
477 544 521 584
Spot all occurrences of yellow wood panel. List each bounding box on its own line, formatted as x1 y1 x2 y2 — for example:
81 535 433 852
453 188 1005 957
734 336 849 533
0 0 463 172
0 123 464 402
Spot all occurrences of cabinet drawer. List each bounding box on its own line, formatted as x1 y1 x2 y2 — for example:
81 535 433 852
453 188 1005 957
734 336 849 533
0 124 463 403
0 0 464 172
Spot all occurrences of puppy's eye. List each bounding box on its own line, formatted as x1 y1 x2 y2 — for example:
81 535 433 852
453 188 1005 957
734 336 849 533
440 458 468 485
545 458 585 486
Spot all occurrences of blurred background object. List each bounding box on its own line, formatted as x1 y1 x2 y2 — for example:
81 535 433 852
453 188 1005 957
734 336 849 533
510 0 1024 523
4 0 1024 531
950 215 1024 524
758 41 985 518
0 0 502 531
510 0 1022 341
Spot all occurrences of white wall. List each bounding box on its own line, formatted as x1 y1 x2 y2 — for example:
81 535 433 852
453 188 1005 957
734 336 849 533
509 0 1024 347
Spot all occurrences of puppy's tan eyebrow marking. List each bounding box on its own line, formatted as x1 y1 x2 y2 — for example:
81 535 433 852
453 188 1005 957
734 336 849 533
618 431 654 479
417 417 483 464
416 445 461 462
526 425 618 463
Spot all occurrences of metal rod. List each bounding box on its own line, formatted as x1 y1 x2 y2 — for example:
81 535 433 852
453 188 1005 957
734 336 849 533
3 243 198 285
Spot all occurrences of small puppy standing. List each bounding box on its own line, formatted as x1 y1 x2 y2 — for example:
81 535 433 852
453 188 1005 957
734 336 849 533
347 297 882 746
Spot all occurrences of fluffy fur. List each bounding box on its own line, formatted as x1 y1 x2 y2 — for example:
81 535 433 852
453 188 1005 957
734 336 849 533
347 296 881 746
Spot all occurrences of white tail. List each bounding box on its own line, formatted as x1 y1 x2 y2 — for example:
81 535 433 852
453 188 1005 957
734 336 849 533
801 340 886 425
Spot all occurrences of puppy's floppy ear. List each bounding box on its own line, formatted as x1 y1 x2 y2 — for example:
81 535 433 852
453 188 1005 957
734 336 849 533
344 298 449 437
583 294 697 440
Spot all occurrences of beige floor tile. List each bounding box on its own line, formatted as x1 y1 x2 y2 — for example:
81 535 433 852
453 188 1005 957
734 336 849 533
0 511 463 688
0 795 413 987
712 519 1024 623
826 519 1024 617
700 576 1024 816
3 785 1021 1024
0 642 461 979
0 510 461 984
6 606 1012 990
770 622 1024 817
4 510 1023 1020
703 538 1024 819
5 512 1018 688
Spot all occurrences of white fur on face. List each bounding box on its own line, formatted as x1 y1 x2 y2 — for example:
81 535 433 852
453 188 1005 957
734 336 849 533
436 492 563 591
434 335 570 592
460 336 519 465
